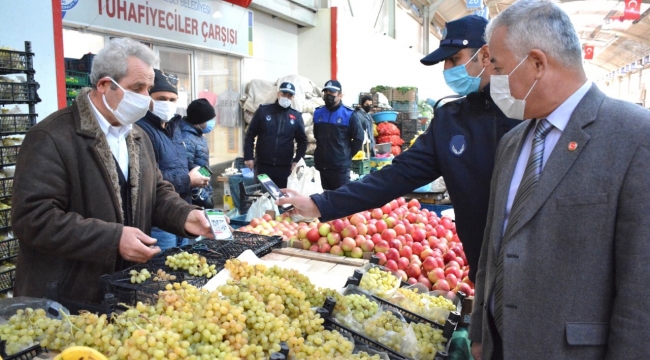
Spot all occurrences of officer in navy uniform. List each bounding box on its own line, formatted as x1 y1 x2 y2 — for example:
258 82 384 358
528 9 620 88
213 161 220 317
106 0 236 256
277 15 520 284
244 82 307 189
313 80 364 190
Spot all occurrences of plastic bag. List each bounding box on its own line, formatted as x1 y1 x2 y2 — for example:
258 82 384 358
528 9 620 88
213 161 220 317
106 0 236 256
363 307 417 355
358 265 401 300
245 193 279 221
409 321 447 360
286 158 307 193
390 285 457 325
333 285 381 332
0 297 68 320
377 122 400 136
377 135 403 146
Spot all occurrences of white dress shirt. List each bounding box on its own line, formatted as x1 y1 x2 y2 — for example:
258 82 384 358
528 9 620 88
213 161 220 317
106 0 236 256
503 81 592 233
88 95 132 179
490 81 591 316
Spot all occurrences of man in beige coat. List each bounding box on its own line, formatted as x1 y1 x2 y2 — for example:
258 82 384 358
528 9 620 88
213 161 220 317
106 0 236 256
12 38 212 304
469 0 650 359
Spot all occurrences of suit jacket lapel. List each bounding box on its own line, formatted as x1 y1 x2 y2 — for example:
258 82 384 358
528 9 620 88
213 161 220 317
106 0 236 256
492 120 534 254
504 85 604 239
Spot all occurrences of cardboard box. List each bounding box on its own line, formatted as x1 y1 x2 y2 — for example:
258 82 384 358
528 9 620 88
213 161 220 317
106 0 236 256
459 296 474 327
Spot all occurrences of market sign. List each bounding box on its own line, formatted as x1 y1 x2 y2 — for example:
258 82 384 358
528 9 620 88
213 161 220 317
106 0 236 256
466 0 482 10
63 0 254 57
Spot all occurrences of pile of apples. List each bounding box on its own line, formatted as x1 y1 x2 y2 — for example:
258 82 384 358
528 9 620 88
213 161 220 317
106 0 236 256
237 197 474 296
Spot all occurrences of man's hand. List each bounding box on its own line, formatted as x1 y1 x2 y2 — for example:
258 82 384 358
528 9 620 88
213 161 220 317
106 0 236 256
184 209 214 238
276 188 322 218
245 160 254 170
291 162 299 171
189 166 210 188
471 342 482 360
119 227 161 263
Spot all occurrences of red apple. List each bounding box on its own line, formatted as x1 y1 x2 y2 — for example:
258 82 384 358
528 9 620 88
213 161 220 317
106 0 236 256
394 269 407 281
385 259 398 272
307 228 320 243
397 257 410 270
436 257 445 268
441 217 454 230
397 197 406 206
422 256 437 272
446 274 458 289
443 250 457 263
446 260 460 269
455 257 465 267
434 225 446 238
405 212 417 223
341 225 358 239
327 232 341 246
374 252 387 265
371 233 383 245
319 243 331 253
375 240 390 253
381 204 392 214
412 228 426 242
330 245 343 256
410 254 422 265
376 220 388 233
318 223 331 236
382 229 397 242
317 237 328 246
406 263 421 278
411 242 424 256
350 213 366 226
445 266 462 279
367 223 377 235
393 223 406 236
354 235 365 247
427 268 445 284
356 223 368 236
420 247 434 261
297 226 309 239
407 277 418 285
250 218 261 227
386 248 400 262
262 214 272 222
389 239 402 251
351 247 363 258
309 244 319 252
399 246 413 259
408 199 420 209
371 208 384 220
418 275 432 289
361 239 375 252
457 282 472 296
433 279 450 292
341 237 356 252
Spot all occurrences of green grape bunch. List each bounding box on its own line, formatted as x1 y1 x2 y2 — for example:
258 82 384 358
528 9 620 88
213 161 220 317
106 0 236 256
359 267 400 299
165 251 217 278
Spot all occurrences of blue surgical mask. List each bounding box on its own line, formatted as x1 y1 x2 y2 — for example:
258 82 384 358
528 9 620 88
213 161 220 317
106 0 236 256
202 119 216 134
443 50 486 96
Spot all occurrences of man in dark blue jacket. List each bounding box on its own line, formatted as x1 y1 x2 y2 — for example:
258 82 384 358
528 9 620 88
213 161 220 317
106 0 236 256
314 80 364 190
137 69 209 250
278 15 520 283
181 98 216 208
244 82 308 188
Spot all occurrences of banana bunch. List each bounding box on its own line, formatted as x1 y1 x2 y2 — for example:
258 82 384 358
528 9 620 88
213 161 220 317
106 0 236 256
352 151 365 160
54 346 108 360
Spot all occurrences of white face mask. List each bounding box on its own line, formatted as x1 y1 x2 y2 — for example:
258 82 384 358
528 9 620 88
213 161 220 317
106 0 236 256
278 97 292 108
152 100 178 122
490 55 538 120
102 78 152 126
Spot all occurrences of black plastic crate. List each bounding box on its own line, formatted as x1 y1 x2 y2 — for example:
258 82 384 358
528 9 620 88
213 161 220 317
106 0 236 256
0 82 39 103
0 208 11 229
0 114 34 134
64 54 95 73
0 177 14 198
0 146 20 166
0 48 33 74
0 236 18 261
0 266 15 292
401 130 417 143
0 341 42 360
398 119 418 133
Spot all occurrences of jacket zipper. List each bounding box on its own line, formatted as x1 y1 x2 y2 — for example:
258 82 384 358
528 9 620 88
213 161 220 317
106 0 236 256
273 110 286 165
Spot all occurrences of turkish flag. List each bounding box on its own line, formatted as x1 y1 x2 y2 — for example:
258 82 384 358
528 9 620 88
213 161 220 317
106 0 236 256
623 0 641 20
584 45 595 60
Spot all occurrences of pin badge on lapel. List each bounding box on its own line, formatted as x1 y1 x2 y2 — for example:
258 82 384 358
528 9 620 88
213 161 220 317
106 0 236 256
450 135 466 156
568 142 578 151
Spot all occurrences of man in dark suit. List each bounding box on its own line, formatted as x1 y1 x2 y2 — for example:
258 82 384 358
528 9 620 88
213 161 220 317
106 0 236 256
469 0 650 359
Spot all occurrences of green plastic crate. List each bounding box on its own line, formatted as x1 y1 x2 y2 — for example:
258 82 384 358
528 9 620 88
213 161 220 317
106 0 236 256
65 70 89 87
352 159 371 175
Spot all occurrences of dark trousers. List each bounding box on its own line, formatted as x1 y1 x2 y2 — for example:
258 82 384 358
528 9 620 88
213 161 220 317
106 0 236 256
255 162 292 189
319 168 351 190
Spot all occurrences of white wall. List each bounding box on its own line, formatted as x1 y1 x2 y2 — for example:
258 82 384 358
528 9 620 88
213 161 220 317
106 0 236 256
0 0 58 118
243 11 299 84
395 5 423 54
297 9 332 89
336 9 452 106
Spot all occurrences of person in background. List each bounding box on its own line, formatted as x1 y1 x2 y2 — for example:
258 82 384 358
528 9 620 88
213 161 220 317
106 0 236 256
277 15 519 285
181 98 216 209
11 37 212 304
313 80 364 190
353 95 376 157
470 1 650 358
244 82 307 189
137 69 209 251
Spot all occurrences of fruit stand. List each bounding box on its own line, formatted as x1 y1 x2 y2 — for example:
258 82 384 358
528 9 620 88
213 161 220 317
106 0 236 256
0 197 473 360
